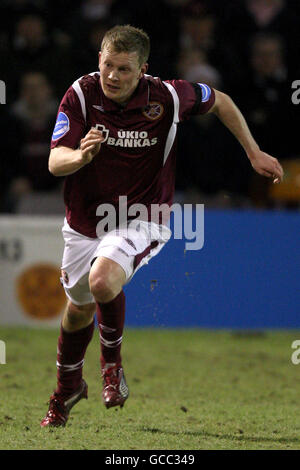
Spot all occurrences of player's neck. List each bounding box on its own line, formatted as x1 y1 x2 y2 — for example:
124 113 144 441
116 100 129 109
110 81 141 108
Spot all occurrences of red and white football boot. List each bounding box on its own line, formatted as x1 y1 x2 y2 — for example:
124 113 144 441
102 364 129 409
40 379 88 427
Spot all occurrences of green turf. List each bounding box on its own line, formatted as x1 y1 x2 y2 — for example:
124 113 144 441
0 327 300 450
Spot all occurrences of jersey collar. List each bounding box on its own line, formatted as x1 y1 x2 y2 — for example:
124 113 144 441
98 76 149 112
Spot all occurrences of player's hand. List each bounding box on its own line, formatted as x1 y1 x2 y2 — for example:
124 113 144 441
80 128 104 163
249 150 284 184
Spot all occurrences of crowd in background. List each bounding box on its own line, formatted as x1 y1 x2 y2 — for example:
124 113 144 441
0 0 299 213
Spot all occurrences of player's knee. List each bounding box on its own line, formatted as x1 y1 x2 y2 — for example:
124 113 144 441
89 275 119 303
89 257 126 303
66 302 95 327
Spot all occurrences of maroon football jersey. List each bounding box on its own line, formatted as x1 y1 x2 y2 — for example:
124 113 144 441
51 73 215 237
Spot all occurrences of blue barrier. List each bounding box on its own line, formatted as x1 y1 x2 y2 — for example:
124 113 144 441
124 210 300 328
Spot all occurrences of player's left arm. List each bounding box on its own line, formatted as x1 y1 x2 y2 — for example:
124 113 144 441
208 89 284 184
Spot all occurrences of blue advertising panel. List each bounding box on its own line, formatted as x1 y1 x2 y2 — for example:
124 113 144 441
124 210 300 328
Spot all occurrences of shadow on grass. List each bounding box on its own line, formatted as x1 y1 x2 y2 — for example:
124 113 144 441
138 426 300 445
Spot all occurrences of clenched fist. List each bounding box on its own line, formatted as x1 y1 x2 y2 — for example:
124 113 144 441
80 128 104 163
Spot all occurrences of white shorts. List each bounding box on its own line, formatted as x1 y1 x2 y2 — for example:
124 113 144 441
60 218 171 305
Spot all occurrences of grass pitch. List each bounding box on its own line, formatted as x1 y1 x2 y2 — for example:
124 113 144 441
0 327 300 450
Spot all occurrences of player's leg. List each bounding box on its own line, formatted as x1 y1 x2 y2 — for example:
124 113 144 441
41 219 99 427
41 300 95 427
57 300 95 396
89 256 126 369
62 298 95 331
89 256 128 408
53 220 99 394
89 220 171 409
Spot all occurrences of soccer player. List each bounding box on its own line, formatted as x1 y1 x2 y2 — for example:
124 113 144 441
41 25 283 427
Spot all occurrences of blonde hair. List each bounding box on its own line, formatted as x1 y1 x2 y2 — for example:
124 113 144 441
101 25 150 66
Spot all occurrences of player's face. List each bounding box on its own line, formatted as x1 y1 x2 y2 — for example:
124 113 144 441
99 47 148 105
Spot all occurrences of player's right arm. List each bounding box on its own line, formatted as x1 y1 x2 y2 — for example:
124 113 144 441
49 128 104 176
49 83 105 176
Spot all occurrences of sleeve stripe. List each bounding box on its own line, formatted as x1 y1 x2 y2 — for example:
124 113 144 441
72 78 86 122
163 81 180 123
197 83 211 102
162 81 180 166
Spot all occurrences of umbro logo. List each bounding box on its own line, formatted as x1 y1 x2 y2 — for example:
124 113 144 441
93 105 104 112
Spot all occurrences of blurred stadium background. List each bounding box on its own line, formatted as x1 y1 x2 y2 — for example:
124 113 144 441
0 0 299 329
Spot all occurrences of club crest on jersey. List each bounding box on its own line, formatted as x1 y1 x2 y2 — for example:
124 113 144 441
142 102 164 120
52 112 70 141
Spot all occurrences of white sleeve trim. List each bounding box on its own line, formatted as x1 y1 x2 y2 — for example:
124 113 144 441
72 78 86 122
162 81 180 166
71 72 100 122
163 81 180 123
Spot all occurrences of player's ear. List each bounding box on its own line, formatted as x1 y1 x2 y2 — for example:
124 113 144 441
98 51 102 68
139 63 148 78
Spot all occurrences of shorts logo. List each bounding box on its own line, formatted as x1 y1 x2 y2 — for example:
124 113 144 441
143 102 164 120
61 269 69 284
52 112 70 141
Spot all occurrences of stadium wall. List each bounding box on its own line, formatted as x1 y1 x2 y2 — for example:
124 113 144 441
0 211 299 328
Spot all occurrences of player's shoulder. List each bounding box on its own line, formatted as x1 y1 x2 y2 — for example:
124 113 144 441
58 72 100 119
62 72 100 100
144 74 178 92
145 74 194 96
144 74 186 102
144 74 164 88
62 72 100 113
74 71 100 95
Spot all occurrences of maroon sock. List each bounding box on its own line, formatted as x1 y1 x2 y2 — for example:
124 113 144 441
96 290 125 368
56 321 94 396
